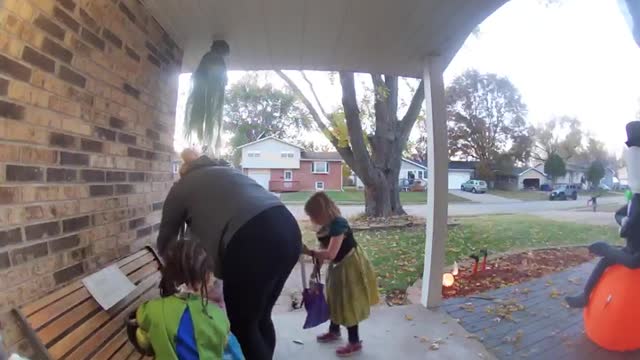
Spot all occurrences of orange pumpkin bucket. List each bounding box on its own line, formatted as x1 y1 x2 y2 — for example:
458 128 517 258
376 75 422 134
583 264 640 351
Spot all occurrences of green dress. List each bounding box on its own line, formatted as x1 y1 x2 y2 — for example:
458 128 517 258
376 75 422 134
318 217 379 327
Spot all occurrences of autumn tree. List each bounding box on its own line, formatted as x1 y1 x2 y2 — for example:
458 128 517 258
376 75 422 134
532 116 583 162
277 71 424 217
446 70 531 164
224 74 310 165
545 153 567 183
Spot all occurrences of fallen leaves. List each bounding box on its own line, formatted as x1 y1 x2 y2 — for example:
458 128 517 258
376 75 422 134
549 288 565 299
459 302 476 312
502 330 524 345
404 314 414 321
486 299 525 321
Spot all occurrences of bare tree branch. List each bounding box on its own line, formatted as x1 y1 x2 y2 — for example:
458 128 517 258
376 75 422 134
275 70 357 167
300 71 330 118
340 71 373 174
399 80 425 140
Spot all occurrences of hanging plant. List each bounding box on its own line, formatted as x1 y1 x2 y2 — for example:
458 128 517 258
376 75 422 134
183 40 230 157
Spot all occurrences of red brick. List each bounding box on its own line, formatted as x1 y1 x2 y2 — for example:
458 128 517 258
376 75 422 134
53 262 84 284
127 147 144 158
49 132 76 148
56 0 76 12
78 9 98 32
0 252 9 269
22 47 55 73
53 6 79 33
128 172 145 182
109 116 126 129
80 28 105 51
6 165 44 182
0 100 25 120
58 66 86 88
80 169 105 182
0 228 22 248
95 127 116 141
0 78 8 96
128 217 145 229
0 187 20 204
106 171 126 182
122 83 140 98
0 54 32 82
115 184 133 195
46 167 76 182
62 215 90 232
102 28 123 48
147 54 161 68
80 138 102 153
119 2 136 23
136 226 152 239
25 221 60 241
33 15 66 41
89 185 113 197
124 46 140 62
59 151 89 166
49 234 79 252
42 37 73 63
118 132 136 145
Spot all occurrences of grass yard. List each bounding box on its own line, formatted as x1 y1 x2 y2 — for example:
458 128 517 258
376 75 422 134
281 190 469 204
301 214 620 295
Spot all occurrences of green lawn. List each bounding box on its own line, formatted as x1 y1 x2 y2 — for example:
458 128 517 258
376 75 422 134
302 214 620 294
281 190 469 204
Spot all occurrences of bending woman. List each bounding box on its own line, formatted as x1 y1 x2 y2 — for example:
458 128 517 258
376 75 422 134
157 154 301 360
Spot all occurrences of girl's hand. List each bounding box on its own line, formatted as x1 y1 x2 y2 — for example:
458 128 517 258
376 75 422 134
302 244 313 256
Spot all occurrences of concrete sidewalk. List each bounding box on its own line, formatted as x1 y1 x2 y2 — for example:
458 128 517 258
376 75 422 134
449 190 520 204
273 305 495 359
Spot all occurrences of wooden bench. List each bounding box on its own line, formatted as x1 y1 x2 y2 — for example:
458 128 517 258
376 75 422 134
13 246 163 360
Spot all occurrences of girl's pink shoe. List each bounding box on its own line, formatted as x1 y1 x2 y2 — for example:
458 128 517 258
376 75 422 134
316 332 341 343
336 342 362 357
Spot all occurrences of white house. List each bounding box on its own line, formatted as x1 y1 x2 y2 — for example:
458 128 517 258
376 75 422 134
534 162 587 188
238 137 344 192
354 158 427 189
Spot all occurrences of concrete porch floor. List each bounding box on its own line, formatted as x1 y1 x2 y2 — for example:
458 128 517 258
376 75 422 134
273 304 495 359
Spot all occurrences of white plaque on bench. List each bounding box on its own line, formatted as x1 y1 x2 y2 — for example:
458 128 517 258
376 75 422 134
82 264 136 310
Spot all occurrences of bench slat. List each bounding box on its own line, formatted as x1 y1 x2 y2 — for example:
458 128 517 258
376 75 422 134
50 273 160 359
28 289 91 330
38 299 98 345
92 329 128 360
110 342 136 360
65 280 159 360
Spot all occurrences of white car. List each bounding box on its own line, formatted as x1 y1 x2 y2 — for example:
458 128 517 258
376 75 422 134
461 180 488 193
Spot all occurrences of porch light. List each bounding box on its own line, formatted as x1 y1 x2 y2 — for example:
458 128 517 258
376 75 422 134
442 273 455 287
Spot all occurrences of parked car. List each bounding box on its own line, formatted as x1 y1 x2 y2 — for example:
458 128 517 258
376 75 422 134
461 180 488 193
549 184 579 201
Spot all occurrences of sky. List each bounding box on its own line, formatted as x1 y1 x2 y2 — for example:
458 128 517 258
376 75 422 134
174 0 640 156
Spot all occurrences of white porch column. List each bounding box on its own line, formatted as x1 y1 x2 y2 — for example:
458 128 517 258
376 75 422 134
421 56 448 309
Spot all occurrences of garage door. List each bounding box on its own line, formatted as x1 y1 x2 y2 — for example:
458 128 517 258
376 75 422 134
448 171 471 189
247 170 271 190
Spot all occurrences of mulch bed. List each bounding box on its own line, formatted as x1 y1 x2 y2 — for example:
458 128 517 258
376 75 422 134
442 247 594 299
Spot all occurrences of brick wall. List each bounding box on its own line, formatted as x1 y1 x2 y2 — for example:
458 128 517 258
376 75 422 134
268 161 343 191
0 0 182 354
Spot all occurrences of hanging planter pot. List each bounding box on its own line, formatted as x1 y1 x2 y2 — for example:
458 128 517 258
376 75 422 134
184 40 230 157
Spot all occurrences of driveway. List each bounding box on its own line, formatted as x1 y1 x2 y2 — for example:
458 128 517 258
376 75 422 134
449 189 519 204
286 195 626 219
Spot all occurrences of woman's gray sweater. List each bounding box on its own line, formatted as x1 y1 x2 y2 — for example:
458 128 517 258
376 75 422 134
156 156 283 278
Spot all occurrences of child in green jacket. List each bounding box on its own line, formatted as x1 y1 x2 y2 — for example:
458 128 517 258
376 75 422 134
128 241 243 360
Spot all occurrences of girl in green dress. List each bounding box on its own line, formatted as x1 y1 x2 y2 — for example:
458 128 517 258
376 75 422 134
303 192 379 357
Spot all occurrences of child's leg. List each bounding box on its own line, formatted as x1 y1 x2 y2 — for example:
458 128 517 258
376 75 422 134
329 322 340 334
565 256 613 308
347 325 360 344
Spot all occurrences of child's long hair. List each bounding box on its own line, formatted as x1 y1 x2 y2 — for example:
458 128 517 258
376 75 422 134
305 192 341 225
159 240 212 314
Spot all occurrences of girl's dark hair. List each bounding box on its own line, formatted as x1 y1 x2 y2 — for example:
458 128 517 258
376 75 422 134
159 240 212 313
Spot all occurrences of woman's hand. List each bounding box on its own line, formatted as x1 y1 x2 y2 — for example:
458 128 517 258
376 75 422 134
302 244 313 256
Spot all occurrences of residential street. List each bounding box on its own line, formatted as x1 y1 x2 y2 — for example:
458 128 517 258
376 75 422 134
286 194 626 219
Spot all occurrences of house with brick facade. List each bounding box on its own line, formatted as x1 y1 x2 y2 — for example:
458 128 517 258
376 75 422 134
239 137 343 192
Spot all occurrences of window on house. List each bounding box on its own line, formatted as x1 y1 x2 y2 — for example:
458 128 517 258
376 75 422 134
248 151 261 158
418 170 424 179
284 170 293 181
312 161 328 174
315 181 325 191
281 152 294 158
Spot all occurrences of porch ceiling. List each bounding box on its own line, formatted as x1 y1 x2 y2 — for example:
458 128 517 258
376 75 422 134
141 0 506 76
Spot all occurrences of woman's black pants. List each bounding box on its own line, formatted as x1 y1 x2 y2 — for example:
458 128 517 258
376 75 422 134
223 206 302 360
